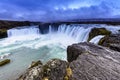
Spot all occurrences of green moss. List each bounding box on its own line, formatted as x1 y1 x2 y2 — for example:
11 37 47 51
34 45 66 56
98 37 105 45
0 28 7 38
64 76 69 80
0 59 10 66
42 65 51 77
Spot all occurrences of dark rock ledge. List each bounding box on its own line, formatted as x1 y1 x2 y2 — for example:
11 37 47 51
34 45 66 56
99 33 120 52
17 42 120 80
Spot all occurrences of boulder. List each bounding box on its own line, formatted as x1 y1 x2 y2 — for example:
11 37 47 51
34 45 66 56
17 59 69 80
0 59 10 66
68 42 120 80
98 34 120 52
88 28 111 41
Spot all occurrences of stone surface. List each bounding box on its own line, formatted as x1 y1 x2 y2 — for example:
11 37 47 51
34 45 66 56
68 42 120 80
99 34 120 52
17 59 68 80
88 27 111 41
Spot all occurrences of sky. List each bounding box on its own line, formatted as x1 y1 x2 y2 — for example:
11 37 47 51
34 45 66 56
0 0 120 22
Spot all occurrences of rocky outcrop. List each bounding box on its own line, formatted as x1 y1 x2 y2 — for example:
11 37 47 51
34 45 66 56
17 59 69 80
68 42 120 80
0 59 10 66
18 42 120 80
88 28 111 41
99 34 120 52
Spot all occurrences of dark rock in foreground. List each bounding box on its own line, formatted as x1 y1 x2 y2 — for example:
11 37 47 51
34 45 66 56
99 34 120 52
88 28 111 41
68 42 120 80
0 59 10 66
17 59 69 80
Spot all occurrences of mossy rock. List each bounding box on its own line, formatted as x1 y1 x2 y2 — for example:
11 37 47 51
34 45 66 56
0 59 10 66
88 28 111 41
0 28 7 38
29 60 42 69
98 37 106 45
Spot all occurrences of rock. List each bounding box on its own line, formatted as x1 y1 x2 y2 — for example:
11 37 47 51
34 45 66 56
0 29 7 38
0 59 10 66
68 42 120 80
17 59 69 80
98 34 120 52
18 63 43 80
29 60 42 69
88 28 111 41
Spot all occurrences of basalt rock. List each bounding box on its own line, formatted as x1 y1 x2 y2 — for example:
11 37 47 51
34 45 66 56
68 42 120 80
98 34 120 52
88 28 111 41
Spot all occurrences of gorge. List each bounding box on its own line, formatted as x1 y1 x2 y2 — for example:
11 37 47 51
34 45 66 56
0 23 120 80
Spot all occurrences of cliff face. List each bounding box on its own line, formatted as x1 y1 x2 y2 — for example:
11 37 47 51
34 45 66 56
68 42 120 80
17 42 120 80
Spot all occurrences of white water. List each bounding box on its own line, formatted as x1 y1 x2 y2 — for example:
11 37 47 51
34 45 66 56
89 35 105 44
0 24 120 80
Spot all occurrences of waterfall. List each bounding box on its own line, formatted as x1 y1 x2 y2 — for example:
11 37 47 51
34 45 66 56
48 24 92 42
7 26 40 37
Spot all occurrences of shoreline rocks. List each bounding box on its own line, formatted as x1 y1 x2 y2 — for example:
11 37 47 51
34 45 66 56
17 59 69 80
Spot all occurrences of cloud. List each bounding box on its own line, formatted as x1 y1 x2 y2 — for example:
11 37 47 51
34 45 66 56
0 0 120 22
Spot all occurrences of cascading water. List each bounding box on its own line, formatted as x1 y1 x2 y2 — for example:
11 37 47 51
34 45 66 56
0 24 120 80
7 26 40 37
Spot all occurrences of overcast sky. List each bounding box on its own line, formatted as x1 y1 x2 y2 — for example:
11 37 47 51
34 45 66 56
0 0 120 22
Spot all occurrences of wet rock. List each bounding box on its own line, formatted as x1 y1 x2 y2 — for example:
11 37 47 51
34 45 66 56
68 42 120 80
88 28 111 41
99 34 120 52
0 59 10 66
